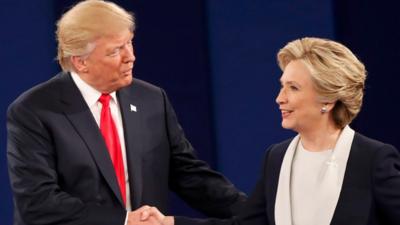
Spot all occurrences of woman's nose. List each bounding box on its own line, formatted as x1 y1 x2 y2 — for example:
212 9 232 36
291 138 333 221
275 88 286 105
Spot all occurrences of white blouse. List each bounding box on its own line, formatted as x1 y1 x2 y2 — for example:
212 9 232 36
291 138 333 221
291 142 332 225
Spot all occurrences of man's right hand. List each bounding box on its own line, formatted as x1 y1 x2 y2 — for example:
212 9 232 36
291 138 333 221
127 205 174 225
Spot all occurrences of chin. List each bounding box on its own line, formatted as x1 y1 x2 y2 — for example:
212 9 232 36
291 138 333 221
121 80 132 88
281 121 293 130
122 75 133 85
112 78 133 91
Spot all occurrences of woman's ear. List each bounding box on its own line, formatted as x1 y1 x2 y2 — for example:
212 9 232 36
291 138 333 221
321 101 336 113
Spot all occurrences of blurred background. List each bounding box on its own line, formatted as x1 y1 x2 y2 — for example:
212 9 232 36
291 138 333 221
1 0 399 224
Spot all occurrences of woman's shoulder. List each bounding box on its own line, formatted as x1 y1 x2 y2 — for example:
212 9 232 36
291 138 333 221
264 138 294 160
350 132 399 168
353 132 398 153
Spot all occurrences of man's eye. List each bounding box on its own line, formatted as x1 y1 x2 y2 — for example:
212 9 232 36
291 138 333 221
290 85 299 91
108 49 120 56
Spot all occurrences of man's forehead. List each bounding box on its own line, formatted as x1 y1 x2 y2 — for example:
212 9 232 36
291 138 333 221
96 31 134 45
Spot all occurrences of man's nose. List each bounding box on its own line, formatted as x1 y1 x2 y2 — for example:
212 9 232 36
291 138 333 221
122 45 135 63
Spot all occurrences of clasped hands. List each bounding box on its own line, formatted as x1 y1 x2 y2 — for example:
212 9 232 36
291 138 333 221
127 205 174 225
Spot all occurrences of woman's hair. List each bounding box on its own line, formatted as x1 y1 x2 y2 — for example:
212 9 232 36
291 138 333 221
277 37 366 128
56 0 135 71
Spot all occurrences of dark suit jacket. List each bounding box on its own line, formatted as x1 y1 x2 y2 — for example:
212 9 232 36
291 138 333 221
179 133 400 225
7 72 246 225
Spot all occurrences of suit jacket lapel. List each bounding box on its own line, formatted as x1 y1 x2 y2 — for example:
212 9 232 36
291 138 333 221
59 72 125 206
265 140 290 225
117 86 144 208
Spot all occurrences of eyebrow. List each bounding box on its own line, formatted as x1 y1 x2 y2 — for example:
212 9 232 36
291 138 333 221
106 38 133 51
109 42 125 49
280 80 301 86
105 44 126 55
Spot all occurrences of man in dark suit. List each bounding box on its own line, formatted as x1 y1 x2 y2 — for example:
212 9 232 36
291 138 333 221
6 1 246 225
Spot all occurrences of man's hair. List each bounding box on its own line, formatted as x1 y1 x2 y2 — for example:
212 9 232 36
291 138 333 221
277 37 366 128
56 0 135 71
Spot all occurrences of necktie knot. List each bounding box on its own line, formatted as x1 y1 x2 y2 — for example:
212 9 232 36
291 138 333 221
99 93 111 106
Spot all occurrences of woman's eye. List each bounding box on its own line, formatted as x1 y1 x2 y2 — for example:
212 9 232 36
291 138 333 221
290 85 299 91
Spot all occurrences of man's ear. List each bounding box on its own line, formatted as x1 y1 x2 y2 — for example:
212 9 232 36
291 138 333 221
70 56 88 73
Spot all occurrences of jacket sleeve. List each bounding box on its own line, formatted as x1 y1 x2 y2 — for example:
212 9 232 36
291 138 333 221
161 89 247 218
372 144 400 224
7 101 126 225
174 146 273 225
233 148 271 225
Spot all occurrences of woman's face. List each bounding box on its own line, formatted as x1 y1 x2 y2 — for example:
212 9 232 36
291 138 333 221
276 60 326 133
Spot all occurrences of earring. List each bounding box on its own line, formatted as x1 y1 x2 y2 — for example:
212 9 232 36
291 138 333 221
321 106 327 113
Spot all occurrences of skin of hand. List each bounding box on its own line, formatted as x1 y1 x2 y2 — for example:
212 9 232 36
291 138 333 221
140 206 174 225
127 205 163 225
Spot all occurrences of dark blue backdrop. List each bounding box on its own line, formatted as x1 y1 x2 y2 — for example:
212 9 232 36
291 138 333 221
1 0 399 224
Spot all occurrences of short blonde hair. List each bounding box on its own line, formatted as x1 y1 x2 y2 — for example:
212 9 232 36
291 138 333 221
277 37 366 128
56 0 135 71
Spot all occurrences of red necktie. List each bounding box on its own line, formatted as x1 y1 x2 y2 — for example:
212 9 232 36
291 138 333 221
99 94 126 206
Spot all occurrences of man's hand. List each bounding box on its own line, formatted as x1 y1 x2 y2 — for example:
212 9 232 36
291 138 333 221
127 206 162 225
127 205 174 225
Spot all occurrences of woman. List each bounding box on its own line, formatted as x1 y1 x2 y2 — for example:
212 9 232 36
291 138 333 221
237 37 400 225
142 37 400 225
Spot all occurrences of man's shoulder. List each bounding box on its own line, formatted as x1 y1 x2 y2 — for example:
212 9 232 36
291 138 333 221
119 78 166 100
131 78 162 92
9 72 68 109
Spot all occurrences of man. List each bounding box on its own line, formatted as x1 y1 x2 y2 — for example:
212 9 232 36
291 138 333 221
6 1 246 225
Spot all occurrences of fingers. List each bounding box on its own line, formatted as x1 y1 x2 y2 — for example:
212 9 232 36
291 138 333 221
128 205 167 225
137 205 152 212
140 210 150 221
145 216 163 225
127 206 152 225
140 206 165 222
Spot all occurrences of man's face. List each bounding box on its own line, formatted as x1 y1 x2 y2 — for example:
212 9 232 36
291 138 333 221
80 29 135 93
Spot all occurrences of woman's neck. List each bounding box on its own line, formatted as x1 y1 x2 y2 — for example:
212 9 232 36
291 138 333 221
299 124 342 152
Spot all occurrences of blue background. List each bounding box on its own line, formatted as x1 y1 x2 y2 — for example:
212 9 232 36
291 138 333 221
1 0 399 224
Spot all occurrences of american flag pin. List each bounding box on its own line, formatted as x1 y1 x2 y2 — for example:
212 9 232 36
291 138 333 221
130 104 137 112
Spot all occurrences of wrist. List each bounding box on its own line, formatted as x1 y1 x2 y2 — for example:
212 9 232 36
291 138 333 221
163 216 174 225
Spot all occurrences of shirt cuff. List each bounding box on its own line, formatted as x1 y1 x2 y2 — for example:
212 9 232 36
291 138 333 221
124 211 129 225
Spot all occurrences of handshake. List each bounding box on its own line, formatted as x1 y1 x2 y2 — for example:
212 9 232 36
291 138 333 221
127 206 174 225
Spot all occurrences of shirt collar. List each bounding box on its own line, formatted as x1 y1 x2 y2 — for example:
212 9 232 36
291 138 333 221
70 71 118 107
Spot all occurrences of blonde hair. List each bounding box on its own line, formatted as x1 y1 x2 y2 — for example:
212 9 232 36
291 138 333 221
56 0 135 71
277 37 366 128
